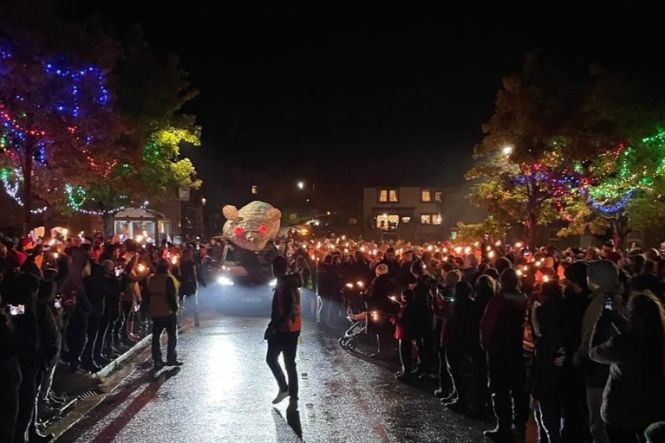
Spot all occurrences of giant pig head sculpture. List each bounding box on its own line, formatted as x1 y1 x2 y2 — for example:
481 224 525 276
222 201 281 251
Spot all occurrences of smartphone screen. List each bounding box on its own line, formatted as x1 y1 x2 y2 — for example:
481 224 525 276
9 304 25 316
604 294 615 311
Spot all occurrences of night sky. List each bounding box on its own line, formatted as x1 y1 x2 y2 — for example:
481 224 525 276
61 1 665 215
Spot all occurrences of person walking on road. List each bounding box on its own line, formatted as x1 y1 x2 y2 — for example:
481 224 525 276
146 259 182 371
265 256 301 409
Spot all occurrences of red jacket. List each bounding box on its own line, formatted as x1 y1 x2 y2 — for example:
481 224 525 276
480 290 526 355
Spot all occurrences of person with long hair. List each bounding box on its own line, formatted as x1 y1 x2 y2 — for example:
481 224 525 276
532 281 566 443
589 291 665 442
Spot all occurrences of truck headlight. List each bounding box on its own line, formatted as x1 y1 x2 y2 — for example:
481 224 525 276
217 276 234 286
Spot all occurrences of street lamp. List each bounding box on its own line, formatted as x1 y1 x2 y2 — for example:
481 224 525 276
201 197 207 206
297 181 305 190
502 145 513 156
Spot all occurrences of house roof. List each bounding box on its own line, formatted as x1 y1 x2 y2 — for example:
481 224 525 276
114 208 169 220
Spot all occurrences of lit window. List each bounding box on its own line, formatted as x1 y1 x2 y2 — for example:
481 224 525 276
434 191 442 202
251 185 258 195
389 189 398 202
421 189 431 202
420 214 432 225
376 213 399 231
378 189 388 202
433 214 442 225
401 216 411 223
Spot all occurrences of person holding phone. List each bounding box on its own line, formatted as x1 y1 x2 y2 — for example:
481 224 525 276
589 291 665 442
531 281 566 443
575 260 625 443
2 268 42 442
0 306 20 443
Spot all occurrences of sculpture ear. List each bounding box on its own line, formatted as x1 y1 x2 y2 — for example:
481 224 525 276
266 208 281 221
223 205 240 221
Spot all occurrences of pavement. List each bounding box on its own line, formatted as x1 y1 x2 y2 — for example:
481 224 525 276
51 285 499 443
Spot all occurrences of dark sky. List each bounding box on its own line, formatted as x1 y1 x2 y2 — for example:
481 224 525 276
62 1 665 214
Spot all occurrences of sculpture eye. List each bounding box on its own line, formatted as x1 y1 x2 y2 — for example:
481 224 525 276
258 225 267 234
234 226 245 236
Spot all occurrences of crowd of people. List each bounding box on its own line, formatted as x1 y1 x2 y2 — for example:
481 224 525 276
2 227 665 443
0 232 212 443
278 234 665 443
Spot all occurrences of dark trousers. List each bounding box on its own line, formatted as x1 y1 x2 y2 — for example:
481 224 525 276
65 312 88 368
317 296 332 326
561 368 591 442
487 352 529 432
419 333 433 371
95 304 111 359
266 331 299 400
15 358 37 443
606 425 645 443
0 359 21 443
399 339 414 374
114 301 133 339
446 348 466 400
536 400 563 443
151 314 177 364
437 346 452 392
472 348 490 409
178 293 199 327
104 297 120 353
82 311 101 366
399 336 429 374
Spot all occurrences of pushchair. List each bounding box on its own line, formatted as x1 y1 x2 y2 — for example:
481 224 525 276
338 280 368 351
338 280 391 355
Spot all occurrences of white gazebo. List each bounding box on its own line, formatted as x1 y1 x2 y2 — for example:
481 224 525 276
113 208 172 244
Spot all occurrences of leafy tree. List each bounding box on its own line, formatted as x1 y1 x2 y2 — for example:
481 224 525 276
0 5 126 231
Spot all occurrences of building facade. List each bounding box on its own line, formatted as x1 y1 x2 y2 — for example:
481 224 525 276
362 187 444 241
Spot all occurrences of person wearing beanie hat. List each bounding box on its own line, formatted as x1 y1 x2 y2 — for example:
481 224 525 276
378 248 400 279
494 257 512 275
564 261 589 292
365 262 397 358
574 259 625 443
561 260 592 440
480 269 529 441
601 240 621 264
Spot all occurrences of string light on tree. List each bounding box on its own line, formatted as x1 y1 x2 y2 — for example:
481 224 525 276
0 168 48 214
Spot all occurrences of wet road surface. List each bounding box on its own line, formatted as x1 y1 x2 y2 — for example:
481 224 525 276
56 285 491 443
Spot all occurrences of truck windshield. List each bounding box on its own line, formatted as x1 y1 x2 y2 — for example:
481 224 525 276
224 244 277 267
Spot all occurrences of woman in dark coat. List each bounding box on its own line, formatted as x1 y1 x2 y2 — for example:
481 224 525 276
443 281 483 415
411 261 434 374
178 248 199 327
532 281 565 443
365 263 397 357
589 291 665 442
316 255 342 329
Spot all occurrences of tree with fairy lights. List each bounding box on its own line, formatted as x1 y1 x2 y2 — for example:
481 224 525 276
72 30 202 235
0 6 129 231
467 52 586 248
470 54 665 247
556 70 665 246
